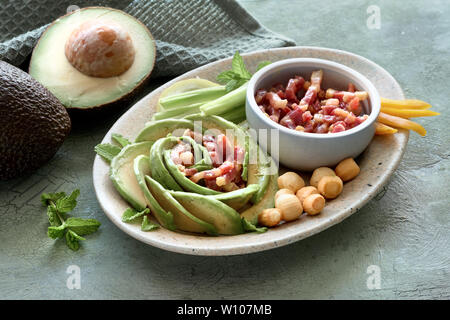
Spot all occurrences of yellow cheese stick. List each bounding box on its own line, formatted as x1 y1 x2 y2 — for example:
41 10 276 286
377 112 427 136
380 106 440 118
375 122 398 135
381 98 431 109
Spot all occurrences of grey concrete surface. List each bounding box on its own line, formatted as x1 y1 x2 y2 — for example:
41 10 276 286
0 0 449 299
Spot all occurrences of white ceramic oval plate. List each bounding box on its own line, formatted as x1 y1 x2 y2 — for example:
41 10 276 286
93 46 408 256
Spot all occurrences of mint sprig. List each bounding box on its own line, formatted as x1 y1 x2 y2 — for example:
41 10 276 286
111 133 131 148
217 51 271 92
94 143 121 163
95 133 131 163
122 207 159 232
41 189 101 251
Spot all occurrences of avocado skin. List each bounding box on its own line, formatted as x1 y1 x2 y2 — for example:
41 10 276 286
0 61 71 180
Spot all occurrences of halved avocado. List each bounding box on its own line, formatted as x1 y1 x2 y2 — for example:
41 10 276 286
133 155 176 230
110 141 153 211
170 191 244 235
145 176 217 235
29 7 156 110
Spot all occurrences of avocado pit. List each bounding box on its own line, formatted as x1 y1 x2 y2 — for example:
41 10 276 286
65 21 135 78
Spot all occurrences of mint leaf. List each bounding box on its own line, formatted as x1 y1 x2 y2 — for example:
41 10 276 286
217 70 238 84
94 143 121 163
217 51 271 92
41 189 101 252
48 224 67 239
141 216 159 231
47 205 62 226
231 51 252 79
256 61 272 71
65 230 85 251
122 208 150 222
41 192 66 206
242 218 267 233
225 79 239 92
111 133 130 148
55 189 80 213
65 217 101 236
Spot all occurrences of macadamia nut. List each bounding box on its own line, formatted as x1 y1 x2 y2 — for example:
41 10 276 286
296 186 319 204
275 194 303 222
335 158 360 182
277 172 305 193
303 194 325 215
258 208 282 227
275 188 294 201
310 167 336 188
318 176 343 199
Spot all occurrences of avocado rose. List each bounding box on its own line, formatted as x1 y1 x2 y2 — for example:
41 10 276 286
109 114 278 236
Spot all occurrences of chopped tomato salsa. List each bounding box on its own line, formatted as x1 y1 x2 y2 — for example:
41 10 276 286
255 70 369 133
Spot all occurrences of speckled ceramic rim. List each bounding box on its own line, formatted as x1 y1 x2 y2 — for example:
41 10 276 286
246 58 381 138
93 46 409 256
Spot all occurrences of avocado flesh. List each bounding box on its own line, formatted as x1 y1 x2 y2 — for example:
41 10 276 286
134 119 194 143
133 155 176 230
145 176 217 235
110 141 153 211
163 150 220 195
0 61 71 180
29 7 156 109
138 115 272 211
149 137 183 191
109 114 278 234
170 191 244 235
240 174 278 225
210 184 259 211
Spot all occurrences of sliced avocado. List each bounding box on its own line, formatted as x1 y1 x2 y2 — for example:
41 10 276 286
210 184 259 211
134 119 194 142
185 113 240 132
157 78 221 111
240 174 279 225
149 137 183 191
170 192 244 235
110 141 153 211
145 176 217 235
247 136 276 204
0 61 71 180
133 155 176 230
163 150 220 195
29 7 156 110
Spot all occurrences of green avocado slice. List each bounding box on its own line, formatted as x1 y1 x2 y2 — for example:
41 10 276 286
209 184 259 211
240 174 278 225
247 136 277 204
133 155 176 230
135 119 194 142
110 141 153 211
145 176 217 235
170 191 244 235
149 136 183 191
163 150 220 195
179 136 212 168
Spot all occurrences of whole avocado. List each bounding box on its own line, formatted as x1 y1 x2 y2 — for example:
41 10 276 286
0 61 71 180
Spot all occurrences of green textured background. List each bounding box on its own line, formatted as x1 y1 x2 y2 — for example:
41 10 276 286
1 0 449 299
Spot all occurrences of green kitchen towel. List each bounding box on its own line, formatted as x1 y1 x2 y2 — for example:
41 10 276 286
0 0 295 77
